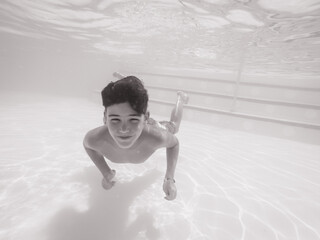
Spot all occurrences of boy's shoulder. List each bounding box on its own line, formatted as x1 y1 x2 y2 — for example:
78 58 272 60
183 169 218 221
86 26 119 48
83 126 109 149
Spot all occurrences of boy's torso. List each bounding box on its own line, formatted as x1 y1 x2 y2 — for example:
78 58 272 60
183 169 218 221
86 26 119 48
92 123 167 164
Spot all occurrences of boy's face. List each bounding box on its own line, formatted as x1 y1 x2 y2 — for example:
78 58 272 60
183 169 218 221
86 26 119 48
105 102 146 149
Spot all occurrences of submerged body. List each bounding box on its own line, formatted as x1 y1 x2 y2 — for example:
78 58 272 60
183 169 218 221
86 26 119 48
83 76 188 200
83 102 180 200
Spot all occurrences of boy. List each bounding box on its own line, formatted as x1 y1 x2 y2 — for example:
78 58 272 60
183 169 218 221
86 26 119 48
83 74 188 201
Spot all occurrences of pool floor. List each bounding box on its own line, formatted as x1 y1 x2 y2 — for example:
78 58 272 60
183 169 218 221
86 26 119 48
0 92 319 240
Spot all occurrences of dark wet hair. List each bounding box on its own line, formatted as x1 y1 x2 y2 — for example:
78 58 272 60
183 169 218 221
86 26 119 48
101 76 148 115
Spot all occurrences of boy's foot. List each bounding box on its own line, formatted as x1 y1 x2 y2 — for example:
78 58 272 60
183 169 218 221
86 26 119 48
177 91 189 104
113 72 125 79
101 169 116 190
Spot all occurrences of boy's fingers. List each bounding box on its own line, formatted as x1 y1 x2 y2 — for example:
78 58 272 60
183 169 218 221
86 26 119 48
164 195 174 201
163 187 170 199
163 182 177 200
102 178 116 190
164 190 176 201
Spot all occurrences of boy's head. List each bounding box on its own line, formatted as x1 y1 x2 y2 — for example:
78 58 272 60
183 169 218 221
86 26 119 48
101 76 148 115
101 76 149 149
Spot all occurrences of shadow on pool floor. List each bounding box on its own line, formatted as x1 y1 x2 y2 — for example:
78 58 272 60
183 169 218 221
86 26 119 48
45 167 162 240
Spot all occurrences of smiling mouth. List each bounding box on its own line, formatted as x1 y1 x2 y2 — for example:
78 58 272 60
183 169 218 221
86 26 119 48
118 136 132 140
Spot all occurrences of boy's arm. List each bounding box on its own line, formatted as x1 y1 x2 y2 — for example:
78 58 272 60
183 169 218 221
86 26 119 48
162 133 179 200
165 135 179 181
83 132 115 189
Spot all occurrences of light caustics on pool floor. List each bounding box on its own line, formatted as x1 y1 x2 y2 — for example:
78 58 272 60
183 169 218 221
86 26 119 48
0 92 320 240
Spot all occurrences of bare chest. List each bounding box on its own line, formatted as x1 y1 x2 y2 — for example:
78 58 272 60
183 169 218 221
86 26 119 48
100 144 157 164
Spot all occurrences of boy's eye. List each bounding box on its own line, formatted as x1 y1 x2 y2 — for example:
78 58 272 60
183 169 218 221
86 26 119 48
130 119 140 123
110 119 120 123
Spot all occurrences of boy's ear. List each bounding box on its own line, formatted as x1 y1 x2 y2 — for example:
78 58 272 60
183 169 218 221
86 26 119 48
145 111 150 120
103 111 107 124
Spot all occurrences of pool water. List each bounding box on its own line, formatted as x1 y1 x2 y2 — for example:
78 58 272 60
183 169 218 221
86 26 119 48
1 92 319 240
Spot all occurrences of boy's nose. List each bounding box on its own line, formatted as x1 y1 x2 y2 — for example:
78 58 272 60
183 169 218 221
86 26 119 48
119 123 129 133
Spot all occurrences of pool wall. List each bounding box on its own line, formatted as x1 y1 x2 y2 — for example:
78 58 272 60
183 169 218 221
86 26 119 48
110 66 320 145
1 32 319 144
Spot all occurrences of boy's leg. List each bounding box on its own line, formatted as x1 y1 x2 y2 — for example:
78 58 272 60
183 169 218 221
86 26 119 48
170 91 189 134
113 72 125 79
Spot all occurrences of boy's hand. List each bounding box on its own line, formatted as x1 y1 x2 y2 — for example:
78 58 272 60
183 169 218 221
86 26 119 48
101 169 116 190
163 179 177 200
